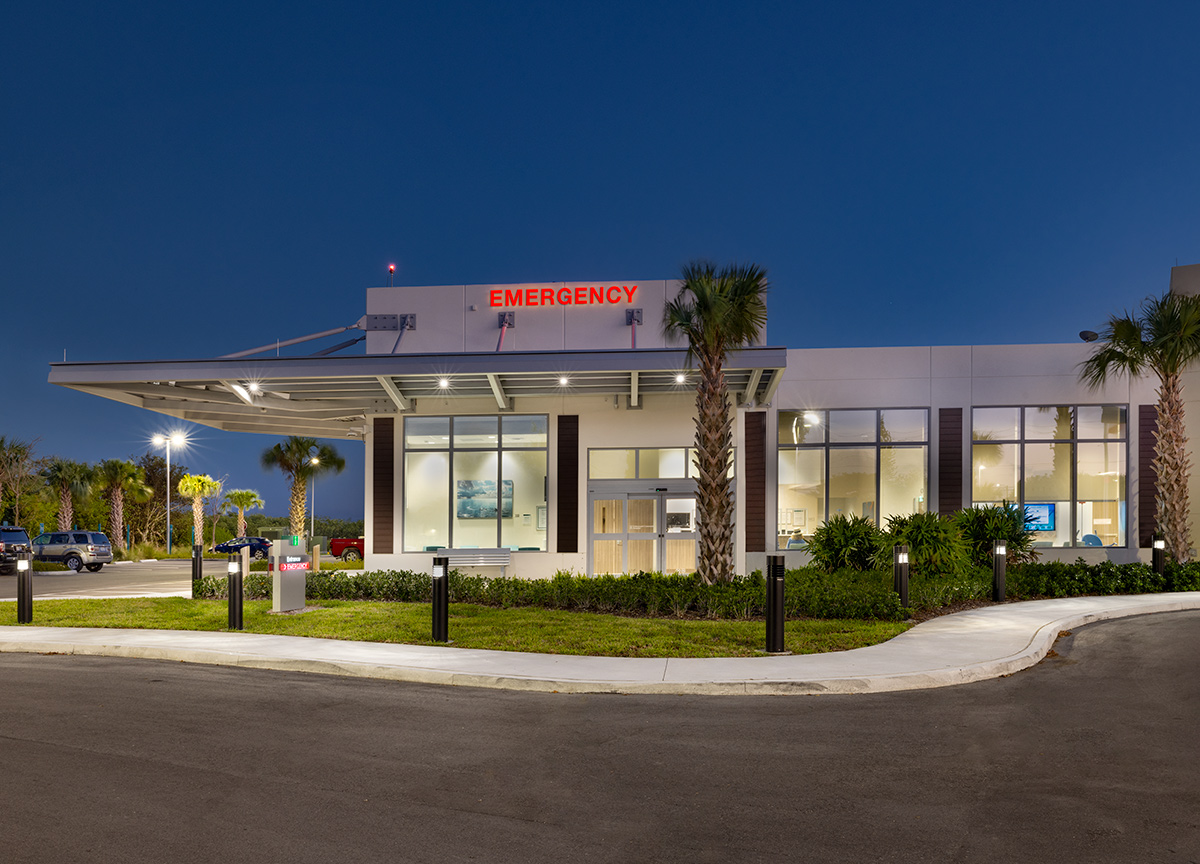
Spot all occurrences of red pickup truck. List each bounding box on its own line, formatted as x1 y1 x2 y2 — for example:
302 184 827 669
328 538 364 562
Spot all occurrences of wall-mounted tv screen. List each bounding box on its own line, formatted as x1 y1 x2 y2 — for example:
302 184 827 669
1024 503 1056 532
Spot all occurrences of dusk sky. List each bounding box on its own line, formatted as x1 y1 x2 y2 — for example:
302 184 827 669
4 1 1200 520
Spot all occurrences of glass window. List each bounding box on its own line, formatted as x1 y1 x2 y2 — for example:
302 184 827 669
777 449 824 549
502 415 547 448
829 410 876 443
404 416 450 450
778 411 825 445
972 442 1018 503
1025 406 1073 440
1077 406 1126 440
454 416 498 448
1023 442 1072 548
1077 442 1126 546
501 450 548 550
829 448 876 520
970 404 1128 547
404 452 449 551
777 408 928 547
589 449 636 479
880 410 927 443
403 415 547 552
972 407 1019 441
639 448 687 478
880 447 927 523
452 451 501 547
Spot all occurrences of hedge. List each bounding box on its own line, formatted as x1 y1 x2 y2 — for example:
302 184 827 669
192 559 1200 622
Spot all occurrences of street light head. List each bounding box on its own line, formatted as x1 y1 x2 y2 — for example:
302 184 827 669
171 433 186 446
152 435 165 446
1079 330 1099 343
311 456 320 465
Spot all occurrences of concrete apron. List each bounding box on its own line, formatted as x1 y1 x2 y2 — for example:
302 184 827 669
1 592 1197 695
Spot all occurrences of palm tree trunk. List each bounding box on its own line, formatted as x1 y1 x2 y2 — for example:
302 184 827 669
237 509 246 538
109 488 125 551
192 498 204 548
289 477 307 537
58 483 72 531
694 349 735 583
1155 373 1192 563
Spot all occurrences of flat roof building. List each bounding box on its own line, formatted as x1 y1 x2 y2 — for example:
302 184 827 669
52 274 1195 576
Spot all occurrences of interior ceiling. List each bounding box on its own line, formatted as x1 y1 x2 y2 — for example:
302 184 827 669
49 348 787 438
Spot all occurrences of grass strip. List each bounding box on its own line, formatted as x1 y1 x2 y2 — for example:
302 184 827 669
2 597 909 658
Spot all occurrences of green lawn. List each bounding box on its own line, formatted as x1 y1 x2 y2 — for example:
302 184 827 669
3 597 909 658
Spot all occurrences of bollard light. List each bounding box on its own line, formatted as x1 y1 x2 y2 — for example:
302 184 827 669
765 555 786 654
432 557 449 643
992 539 1007 602
17 553 32 624
1153 536 1166 575
227 553 243 630
892 544 910 609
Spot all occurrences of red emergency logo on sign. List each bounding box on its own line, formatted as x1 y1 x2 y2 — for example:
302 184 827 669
488 285 637 308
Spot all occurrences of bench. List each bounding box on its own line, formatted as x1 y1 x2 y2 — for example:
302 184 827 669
430 547 512 577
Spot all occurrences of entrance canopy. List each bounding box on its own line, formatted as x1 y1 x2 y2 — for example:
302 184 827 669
48 347 787 438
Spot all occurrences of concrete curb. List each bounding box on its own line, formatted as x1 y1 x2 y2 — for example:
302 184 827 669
1 593 1197 695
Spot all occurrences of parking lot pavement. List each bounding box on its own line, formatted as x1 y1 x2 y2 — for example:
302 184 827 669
0 559 208 599
2 611 1198 863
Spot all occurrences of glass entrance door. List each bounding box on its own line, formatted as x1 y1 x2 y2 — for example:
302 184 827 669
589 492 697 575
662 496 698 574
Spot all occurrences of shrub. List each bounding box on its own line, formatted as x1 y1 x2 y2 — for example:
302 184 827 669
807 514 884 572
194 566 908 621
954 502 1038 568
879 512 971 579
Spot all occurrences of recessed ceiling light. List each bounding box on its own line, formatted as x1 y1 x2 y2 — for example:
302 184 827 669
438 378 450 389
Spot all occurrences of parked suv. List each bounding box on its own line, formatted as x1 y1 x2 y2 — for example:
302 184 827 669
0 526 32 576
31 531 113 572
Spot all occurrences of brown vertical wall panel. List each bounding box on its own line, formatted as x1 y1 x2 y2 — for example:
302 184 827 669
745 412 767 552
557 415 579 553
1139 405 1158 548
372 417 395 554
938 408 964 514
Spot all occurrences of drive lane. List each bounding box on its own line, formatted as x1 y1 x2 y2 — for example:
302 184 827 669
1 611 1198 862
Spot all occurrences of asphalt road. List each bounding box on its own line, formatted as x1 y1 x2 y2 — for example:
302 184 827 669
2 611 1199 863
0 559 217 599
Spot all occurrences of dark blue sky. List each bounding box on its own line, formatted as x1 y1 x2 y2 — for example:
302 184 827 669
4 1 1200 520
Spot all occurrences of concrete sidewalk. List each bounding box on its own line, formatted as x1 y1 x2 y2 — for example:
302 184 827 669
1 592 1197 695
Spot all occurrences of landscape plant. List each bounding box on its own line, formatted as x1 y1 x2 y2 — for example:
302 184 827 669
1079 291 1200 562
662 260 769 584
225 489 265 537
953 501 1039 567
806 513 884 572
879 511 972 579
177 474 221 548
42 458 93 530
93 459 153 550
261 437 346 537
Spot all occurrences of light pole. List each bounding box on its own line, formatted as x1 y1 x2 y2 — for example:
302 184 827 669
309 455 319 539
153 433 186 553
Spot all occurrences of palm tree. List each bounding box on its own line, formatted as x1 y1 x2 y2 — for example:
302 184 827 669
177 474 221 548
225 489 265 537
261 437 345 537
94 459 153 551
1079 291 1200 563
43 458 93 531
663 261 769 583
0 436 38 527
